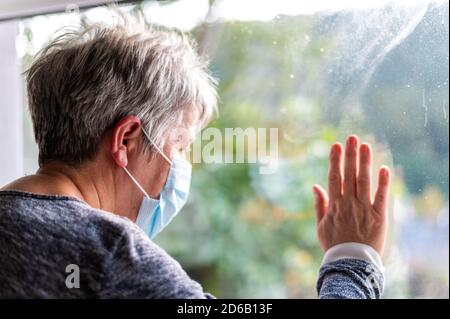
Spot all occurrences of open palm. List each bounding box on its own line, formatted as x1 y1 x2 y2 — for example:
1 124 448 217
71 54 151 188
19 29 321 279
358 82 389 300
312 135 391 255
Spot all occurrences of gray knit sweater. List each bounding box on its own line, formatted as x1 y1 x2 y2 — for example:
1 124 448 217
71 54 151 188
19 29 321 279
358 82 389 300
0 190 383 298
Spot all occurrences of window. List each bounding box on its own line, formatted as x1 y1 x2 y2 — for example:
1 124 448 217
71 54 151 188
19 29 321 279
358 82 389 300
8 0 450 298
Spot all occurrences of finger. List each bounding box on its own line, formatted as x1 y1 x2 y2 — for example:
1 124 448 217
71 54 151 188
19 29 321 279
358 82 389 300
313 184 329 223
373 166 391 215
357 143 372 203
343 135 359 197
328 143 343 205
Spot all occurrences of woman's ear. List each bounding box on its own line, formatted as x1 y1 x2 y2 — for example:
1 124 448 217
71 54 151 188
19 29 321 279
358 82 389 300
110 116 142 168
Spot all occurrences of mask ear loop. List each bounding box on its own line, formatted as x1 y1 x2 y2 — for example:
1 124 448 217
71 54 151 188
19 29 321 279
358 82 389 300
141 128 173 165
123 166 151 199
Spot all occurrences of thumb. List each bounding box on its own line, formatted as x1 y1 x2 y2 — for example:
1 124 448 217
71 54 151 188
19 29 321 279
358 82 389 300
312 184 328 223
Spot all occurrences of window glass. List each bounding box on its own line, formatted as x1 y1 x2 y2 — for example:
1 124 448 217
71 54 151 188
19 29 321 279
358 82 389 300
17 0 449 298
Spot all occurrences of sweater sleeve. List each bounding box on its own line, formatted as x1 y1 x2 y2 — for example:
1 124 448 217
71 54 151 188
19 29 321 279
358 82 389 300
316 258 384 299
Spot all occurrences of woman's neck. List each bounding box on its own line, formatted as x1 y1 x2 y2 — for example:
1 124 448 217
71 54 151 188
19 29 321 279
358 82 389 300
1 162 102 209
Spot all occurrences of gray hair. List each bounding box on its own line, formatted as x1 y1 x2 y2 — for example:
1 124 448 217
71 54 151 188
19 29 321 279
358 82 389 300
26 17 218 166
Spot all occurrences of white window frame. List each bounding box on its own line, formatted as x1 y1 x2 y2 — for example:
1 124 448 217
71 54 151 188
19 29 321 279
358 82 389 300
0 20 23 186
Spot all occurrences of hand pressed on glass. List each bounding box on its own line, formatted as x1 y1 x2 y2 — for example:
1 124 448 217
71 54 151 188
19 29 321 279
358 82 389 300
312 135 391 255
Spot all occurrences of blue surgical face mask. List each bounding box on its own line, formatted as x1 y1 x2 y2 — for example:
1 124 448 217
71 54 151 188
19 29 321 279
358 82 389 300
123 129 192 239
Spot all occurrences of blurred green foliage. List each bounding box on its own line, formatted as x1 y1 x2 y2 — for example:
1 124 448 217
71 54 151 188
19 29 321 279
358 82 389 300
155 4 449 298
19 1 449 298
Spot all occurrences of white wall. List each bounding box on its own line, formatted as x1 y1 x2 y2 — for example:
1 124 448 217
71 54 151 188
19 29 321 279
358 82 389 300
0 20 23 187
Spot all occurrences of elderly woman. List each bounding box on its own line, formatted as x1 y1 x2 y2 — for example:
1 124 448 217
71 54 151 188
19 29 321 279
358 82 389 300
0 20 390 298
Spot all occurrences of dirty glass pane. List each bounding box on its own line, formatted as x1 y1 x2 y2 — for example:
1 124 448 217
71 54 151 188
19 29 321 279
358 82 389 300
18 0 449 298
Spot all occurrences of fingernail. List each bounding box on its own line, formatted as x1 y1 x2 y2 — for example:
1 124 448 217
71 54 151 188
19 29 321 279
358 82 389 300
348 136 357 146
312 186 318 195
346 138 352 147
332 144 341 154
313 193 319 201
